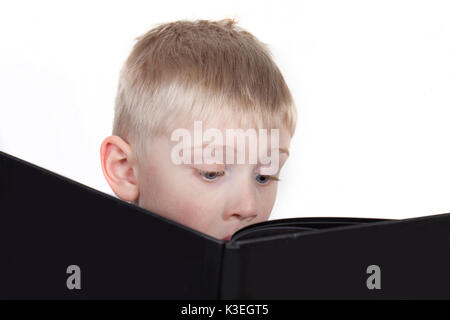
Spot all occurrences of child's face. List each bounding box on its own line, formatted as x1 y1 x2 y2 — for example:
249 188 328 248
133 119 291 241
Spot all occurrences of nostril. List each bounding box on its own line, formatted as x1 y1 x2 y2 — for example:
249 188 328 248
230 213 242 220
231 213 256 221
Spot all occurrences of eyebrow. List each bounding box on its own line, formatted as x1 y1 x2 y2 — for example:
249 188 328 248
191 143 290 156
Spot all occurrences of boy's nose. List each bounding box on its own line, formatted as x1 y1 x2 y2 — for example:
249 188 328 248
223 182 258 222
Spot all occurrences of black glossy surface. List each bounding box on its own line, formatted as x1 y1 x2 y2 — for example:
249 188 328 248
0 151 223 299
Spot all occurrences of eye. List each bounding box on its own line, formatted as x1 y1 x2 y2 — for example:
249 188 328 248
255 174 280 185
198 170 225 181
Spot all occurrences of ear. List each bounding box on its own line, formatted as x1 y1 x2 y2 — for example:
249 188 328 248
100 135 139 202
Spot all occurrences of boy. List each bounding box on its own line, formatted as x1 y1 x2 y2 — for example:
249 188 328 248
100 19 297 241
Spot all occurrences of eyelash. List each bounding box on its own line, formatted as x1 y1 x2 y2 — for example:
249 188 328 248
197 170 280 184
197 170 225 181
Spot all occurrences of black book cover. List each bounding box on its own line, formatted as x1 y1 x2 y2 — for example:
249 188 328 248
0 150 223 299
1 150 450 299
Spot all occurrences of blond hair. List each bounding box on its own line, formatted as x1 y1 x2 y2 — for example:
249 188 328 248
113 19 297 162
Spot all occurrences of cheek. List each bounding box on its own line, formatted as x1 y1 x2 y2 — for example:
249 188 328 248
257 185 278 219
173 191 221 232
137 160 226 235
145 174 222 232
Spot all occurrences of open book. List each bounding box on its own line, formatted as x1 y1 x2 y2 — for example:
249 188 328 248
231 216 387 242
1 150 450 299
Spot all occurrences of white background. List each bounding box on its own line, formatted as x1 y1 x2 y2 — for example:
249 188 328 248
1 0 449 220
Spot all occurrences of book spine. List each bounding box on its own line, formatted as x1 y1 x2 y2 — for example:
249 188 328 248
219 244 242 299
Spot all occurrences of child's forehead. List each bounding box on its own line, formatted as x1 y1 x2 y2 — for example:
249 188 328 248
163 116 292 151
